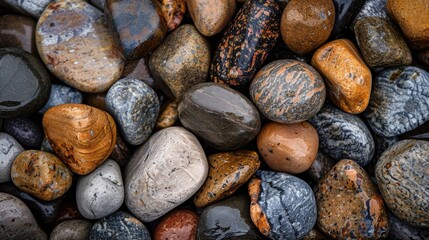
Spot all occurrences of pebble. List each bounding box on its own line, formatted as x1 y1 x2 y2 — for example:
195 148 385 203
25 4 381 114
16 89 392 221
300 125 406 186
353 0 388 22
76 159 124 219
0 192 47 240
307 152 335 182
281 0 335 54
154 209 198 240
90 211 151 240
156 100 178 129
89 0 105 10
39 84 83 114
187 0 236 36
108 134 130 167
301 228 331 240
364 66 429 137
331 0 366 37
124 127 208 222
53 197 82 225
11 150 72 201
149 24 210 100
3 117 44 148
159 0 186 31
122 57 158 90
0 14 36 54
0 0 53 18
311 39 372 114
83 92 108 112
40 137 54 153
43 104 117 175
0 48 50 118
210 0 280 88
36 0 124 93
388 211 429 240
0 132 24 183
194 150 260 208
315 159 390 239
105 0 166 60
375 140 429 227
50 219 93 240
178 82 261 150
197 194 263 240
106 78 160 145
309 104 375 166
248 170 317 239
249 59 326 123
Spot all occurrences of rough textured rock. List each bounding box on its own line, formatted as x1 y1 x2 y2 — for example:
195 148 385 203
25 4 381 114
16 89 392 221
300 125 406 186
50 220 93 240
353 0 388 22
154 209 198 240
4 117 44 148
0 0 53 18
0 132 24 183
0 14 36 53
39 84 83 114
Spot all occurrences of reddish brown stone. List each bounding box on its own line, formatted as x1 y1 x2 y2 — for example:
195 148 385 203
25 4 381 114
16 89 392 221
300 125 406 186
154 209 198 240
0 14 36 54
158 0 186 31
156 100 178 129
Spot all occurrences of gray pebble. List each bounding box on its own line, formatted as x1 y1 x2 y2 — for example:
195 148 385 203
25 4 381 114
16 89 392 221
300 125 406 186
354 0 388 23
39 84 83 114
49 220 93 240
40 137 54 153
0 0 54 18
0 132 24 183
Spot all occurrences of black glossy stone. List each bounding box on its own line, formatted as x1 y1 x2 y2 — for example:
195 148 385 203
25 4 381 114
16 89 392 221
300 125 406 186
0 48 50 118
3 117 44 148
332 0 366 37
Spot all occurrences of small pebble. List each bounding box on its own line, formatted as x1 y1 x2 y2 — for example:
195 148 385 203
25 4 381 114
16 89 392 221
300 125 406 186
83 92 108 112
50 219 93 240
0 132 24 183
4 117 44 148
108 134 130 167
307 152 335 182
39 84 83 114
122 57 158 90
331 0 366 37
388 211 429 240
154 209 198 240
0 0 53 18
0 14 36 53
159 0 186 31
156 100 179 129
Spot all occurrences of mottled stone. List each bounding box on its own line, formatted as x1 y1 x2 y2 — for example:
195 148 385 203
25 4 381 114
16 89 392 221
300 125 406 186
90 211 151 240
0 0 53 18
159 0 186 31
122 57 158 90
301 228 331 240
210 0 280 88
0 193 47 240
39 84 83 114
307 152 335 182
194 150 260 208
156 100 178 129
364 66 429 137
309 104 375 166
76 159 124 219
312 39 372 114
0 48 50 118
331 0 366 37
375 140 429 227
125 127 208 222
388 211 429 240
106 78 160 145
248 170 317 239
105 0 167 59
250 60 326 123
50 220 93 240
178 82 261 150
36 0 124 93
0 133 23 183
354 0 388 22
4 117 44 148
108 134 130 167
149 24 210 100
281 0 335 54
0 14 36 53
316 160 390 239
154 209 198 240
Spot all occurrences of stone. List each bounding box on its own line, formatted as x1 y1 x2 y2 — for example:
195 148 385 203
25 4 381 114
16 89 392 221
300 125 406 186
311 39 372 114
0 193 47 240
388 211 429 240
309 104 375 166
301 228 331 240
40 137 54 153
89 0 105 10
316 159 390 239
178 83 261 150
11 150 72 201
307 152 335 182
210 0 280 88
364 66 429 137
106 78 160 145
257 121 319 174
354 17 412 68
0 0 53 18
149 24 210 100
0 48 50 118
83 92 108 112
43 104 117 175
90 211 151 240
76 159 124 219
266 42 310 64
154 209 198 240
39 84 83 114
0 14 36 54
387 0 429 49
375 140 429 227
353 0 389 22
125 127 208 222
105 0 167 60
108 134 130 167
0 133 23 183
53 197 82 225
249 60 326 123
122 57 158 90
3 117 44 148
156 100 178 129
158 0 186 31
331 0 366 37
281 0 335 54
187 0 236 36
50 220 92 240
194 150 260 208
36 0 124 93
248 170 317 239
418 49 429 67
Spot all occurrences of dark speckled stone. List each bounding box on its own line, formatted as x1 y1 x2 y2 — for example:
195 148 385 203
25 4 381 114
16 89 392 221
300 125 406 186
307 152 334 182
331 0 365 37
4 117 44 148
248 170 316 239
364 66 429 137
39 84 83 114
90 211 151 240
309 104 374 166
388 211 429 240
0 0 54 18
106 78 160 145
353 0 388 23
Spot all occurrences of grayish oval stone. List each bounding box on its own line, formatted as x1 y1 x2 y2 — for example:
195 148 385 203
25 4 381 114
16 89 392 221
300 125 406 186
0 132 24 183
39 84 83 114
0 0 54 18
76 159 124 219
125 127 208 222
49 220 93 240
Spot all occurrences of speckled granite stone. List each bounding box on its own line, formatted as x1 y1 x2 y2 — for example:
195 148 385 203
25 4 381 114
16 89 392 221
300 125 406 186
50 220 93 240
353 0 388 23
0 132 24 183
0 0 54 18
39 84 83 114
307 152 334 182
4 117 44 148
388 211 429 240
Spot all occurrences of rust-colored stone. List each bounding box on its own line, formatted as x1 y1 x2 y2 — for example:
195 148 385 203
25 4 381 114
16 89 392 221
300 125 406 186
154 209 198 240
248 178 271 237
156 100 178 129
158 0 186 31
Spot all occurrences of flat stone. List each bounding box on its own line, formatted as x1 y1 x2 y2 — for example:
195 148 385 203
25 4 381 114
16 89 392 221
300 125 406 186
156 100 178 129
0 132 23 183
39 84 83 114
0 0 54 18
388 211 429 240
0 14 36 54
50 220 93 240
307 152 335 182
36 0 124 93
4 117 44 148
159 0 186 31
124 127 208 222
331 0 366 37
154 209 198 240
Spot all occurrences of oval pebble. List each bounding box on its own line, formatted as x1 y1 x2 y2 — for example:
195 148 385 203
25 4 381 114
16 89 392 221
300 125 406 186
50 219 93 240
154 209 198 240
4 117 44 148
0 132 24 183
39 84 83 114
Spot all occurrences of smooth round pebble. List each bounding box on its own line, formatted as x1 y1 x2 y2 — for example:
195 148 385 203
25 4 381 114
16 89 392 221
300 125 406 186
154 209 198 240
0 132 24 183
4 117 44 148
50 220 93 240
39 84 83 114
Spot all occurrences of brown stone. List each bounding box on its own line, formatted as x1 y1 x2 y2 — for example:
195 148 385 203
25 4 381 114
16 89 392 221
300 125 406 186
156 100 178 129
315 159 390 239
154 209 198 240
11 150 72 201
312 39 372 114
194 150 260 208
108 134 130 167
83 92 108 112
257 121 318 174
42 104 117 175
0 14 36 54
158 0 186 31
281 0 335 54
